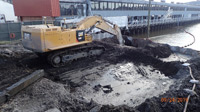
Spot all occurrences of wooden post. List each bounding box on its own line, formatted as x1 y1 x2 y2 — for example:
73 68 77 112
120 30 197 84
147 0 152 38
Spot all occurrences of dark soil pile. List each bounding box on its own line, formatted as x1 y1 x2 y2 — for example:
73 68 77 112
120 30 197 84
135 57 200 112
0 43 38 91
101 36 119 44
0 78 102 112
95 41 179 76
0 54 35 91
124 36 172 58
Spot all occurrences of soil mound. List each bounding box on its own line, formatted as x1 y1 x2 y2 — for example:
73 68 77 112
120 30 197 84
135 57 200 112
95 41 179 76
0 78 99 112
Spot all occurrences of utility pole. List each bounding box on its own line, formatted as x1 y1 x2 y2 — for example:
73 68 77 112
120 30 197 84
147 0 152 38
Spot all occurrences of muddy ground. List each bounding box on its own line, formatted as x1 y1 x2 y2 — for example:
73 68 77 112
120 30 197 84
0 38 200 112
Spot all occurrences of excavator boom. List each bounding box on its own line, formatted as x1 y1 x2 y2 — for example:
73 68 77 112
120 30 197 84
76 16 124 45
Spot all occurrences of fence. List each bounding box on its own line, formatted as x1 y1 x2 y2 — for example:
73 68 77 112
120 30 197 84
0 21 61 41
0 22 21 41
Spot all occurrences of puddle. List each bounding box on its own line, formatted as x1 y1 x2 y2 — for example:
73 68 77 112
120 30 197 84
75 62 174 107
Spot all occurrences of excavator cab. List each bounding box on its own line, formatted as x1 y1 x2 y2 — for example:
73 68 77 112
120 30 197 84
62 22 77 29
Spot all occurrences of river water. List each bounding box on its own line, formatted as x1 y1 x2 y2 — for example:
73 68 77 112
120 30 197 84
134 23 200 51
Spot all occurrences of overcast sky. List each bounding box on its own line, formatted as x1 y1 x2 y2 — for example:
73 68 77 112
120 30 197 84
153 0 197 3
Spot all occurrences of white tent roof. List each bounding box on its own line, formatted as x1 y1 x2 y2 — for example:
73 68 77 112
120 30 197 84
0 0 17 22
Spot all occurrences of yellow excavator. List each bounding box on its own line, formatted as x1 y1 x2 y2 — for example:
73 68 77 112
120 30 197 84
21 16 124 67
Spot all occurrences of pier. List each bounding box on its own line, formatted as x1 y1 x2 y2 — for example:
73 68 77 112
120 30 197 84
123 17 200 35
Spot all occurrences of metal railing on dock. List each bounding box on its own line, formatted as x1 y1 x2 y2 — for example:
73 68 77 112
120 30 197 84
128 17 200 28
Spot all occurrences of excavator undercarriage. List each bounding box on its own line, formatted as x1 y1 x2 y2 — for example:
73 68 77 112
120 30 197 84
47 44 105 67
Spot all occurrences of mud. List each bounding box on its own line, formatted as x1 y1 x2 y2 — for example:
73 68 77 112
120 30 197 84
0 78 98 112
73 62 177 107
0 43 36 91
136 57 200 112
0 37 200 112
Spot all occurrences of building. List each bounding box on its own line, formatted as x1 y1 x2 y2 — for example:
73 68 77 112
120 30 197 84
13 0 60 21
13 0 200 25
0 0 17 22
186 0 200 6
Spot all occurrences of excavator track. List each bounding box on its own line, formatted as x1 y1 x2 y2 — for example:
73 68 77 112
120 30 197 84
47 44 105 67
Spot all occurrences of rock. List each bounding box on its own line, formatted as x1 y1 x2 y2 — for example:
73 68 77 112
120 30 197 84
115 93 120 96
45 108 61 112
89 106 102 112
162 82 167 85
189 79 200 84
184 89 198 96
102 85 113 94
5 49 13 54
93 84 102 91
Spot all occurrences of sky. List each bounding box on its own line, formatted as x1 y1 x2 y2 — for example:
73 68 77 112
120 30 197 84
153 0 197 3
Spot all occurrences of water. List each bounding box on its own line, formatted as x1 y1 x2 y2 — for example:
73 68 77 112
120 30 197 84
135 23 200 51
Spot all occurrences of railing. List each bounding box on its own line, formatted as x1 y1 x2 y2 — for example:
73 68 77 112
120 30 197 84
129 17 200 27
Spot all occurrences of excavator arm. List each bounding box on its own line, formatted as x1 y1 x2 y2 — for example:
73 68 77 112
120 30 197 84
76 16 124 45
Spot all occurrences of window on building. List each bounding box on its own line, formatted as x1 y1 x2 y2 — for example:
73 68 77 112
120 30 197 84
100 2 107 10
122 3 128 10
115 2 119 9
112 2 115 10
91 2 95 10
108 2 115 10
60 3 84 17
134 4 138 10
91 1 99 10
108 2 111 10
104 2 108 10
100 2 103 10
143 4 148 10
116 2 122 10
138 4 143 10
180 7 183 11
192 14 198 17
164 6 168 11
161 5 164 10
129 3 133 10
151 4 155 10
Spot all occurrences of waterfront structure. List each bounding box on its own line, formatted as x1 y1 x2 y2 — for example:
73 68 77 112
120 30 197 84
59 0 200 19
186 0 200 6
13 0 200 27
58 0 200 26
58 0 200 36
89 0 200 19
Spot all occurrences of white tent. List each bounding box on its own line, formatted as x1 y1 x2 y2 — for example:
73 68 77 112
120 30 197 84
0 0 17 22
